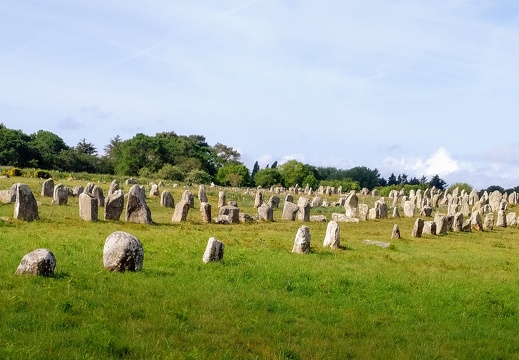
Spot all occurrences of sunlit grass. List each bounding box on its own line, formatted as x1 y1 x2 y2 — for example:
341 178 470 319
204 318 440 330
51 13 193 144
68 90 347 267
1 177 519 359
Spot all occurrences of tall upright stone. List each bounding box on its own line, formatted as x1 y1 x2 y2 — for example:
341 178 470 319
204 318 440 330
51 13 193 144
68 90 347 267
105 189 124 221
452 212 464 232
268 195 280 209
79 192 98 221
403 201 415 217
172 200 190 222
41 178 54 197
198 185 208 203
149 183 159 197
323 220 340 249
282 202 299 221
218 191 226 208
160 190 174 208
496 210 507 228
200 202 212 223
14 183 39 221
434 213 448 235
391 224 401 240
297 196 310 222
92 185 105 207
254 191 263 208
202 237 224 263
125 185 152 224
52 184 68 205
182 190 195 208
483 213 494 230
471 211 483 231
412 218 424 238
107 179 120 197
292 225 311 254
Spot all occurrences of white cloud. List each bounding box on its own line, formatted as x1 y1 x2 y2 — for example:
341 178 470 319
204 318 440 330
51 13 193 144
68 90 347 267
382 147 461 177
279 153 305 165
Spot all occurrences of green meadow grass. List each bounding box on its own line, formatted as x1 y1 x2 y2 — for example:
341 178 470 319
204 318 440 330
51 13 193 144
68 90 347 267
1 177 519 359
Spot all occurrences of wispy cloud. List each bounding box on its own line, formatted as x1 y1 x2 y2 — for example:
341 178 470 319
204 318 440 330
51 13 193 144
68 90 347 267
57 117 83 130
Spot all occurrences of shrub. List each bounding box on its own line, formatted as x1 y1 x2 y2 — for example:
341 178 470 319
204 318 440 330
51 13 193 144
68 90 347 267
185 169 211 185
6 167 22 177
157 164 184 181
34 170 51 179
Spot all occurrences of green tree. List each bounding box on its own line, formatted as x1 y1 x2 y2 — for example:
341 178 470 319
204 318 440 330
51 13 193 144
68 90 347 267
253 168 282 188
278 160 317 188
0 125 34 167
75 138 97 156
429 174 447 191
251 161 260 184
30 130 69 169
344 166 381 190
213 142 241 164
215 163 250 187
157 164 184 181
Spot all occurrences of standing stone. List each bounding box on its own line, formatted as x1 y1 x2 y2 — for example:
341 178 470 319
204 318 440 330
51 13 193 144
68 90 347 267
506 212 517 227
496 210 507 228
292 225 311 254
323 220 340 249
297 197 310 222
420 205 433 217
471 211 483 231
285 194 294 203
41 178 54 197
200 202 212 223
423 221 437 235
72 185 84 197
483 213 494 230
52 184 68 205
358 203 369 220
198 185 208 203
392 207 400 218
172 200 190 222
254 191 263 208
218 191 226 208
412 218 424 238
0 183 17 204
282 202 299 221
149 183 159 197
257 203 274 221
103 231 144 272
125 185 152 224
125 178 137 185
160 190 174 208
79 192 98 221
268 195 280 209
403 201 415 217
107 179 120 197
452 212 464 232
182 190 195 208
104 189 124 221
202 237 224 263
434 213 448 235
217 205 240 224
14 183 39 221
15 249 56 276
391 224 400 240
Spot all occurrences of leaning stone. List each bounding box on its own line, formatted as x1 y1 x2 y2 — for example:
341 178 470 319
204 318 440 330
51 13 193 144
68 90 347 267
41 178 54 197
323 220 340 249
79 192 98 221
172 200 190 222
125 185 152 224
200 202 212 223
412 218 424 238
257 203 273 221
15 248 56 276
202 237 224 263
160 190 174 208
391 224 400 240
103 231 144 272
14 183 39 221
51 184 68 205
104 189 124 221
292 225 311 254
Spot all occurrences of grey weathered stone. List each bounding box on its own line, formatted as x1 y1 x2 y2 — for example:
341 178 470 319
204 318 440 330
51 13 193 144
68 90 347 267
218 191 226 208
310 215 327 222
41 178 54 197
282 202 299 220
392 207 400 218
172 200 190 222
323 220 340 249
412 218 424 238
52 184 68 205
452 212 464 232
104 189 124 221
470 211 483 231
198 185 208 203
403 201 415 217
434 213 448 235
149 183 159 197
218 205 240 224
254 191 263 208
332 213 359 222
203 237 224 263
285 194 294 203
125 185 152 224
506 212 517 227
14 183 39 221
292 225 311 254
363 240 390 248
89 185 105 207
182 190 195 208
227 200 238 207
72 185 84 197
15 248 56 276
160 190 174 208
268 195 280 209
297 197 310 222
391 224 400 240
496 210 507 228
103 231 144 272
125 178 137 185
0 183 17 204
79 192 98 221
239 213 254 223
257 203 273 221
423 221 437 235
200 202 212 223
420 205 433 217
483 213 494 230
107 179 120 197
310 196 323 208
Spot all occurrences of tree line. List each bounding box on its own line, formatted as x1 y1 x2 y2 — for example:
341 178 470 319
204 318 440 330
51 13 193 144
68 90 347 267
0 123 456 192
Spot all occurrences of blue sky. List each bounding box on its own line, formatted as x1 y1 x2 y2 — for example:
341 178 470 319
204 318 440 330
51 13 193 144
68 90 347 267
1 1 518 190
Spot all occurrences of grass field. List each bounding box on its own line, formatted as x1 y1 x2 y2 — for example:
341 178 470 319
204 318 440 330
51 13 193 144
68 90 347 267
1 177 519 359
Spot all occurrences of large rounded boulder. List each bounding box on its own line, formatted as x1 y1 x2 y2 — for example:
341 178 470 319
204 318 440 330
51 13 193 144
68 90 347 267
103 231 144 272
15 248 56 276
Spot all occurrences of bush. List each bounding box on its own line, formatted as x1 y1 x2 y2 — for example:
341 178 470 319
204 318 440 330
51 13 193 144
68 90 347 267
185 169 211 185
34 170 51 179
6 167 22 177
157 164 184 181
